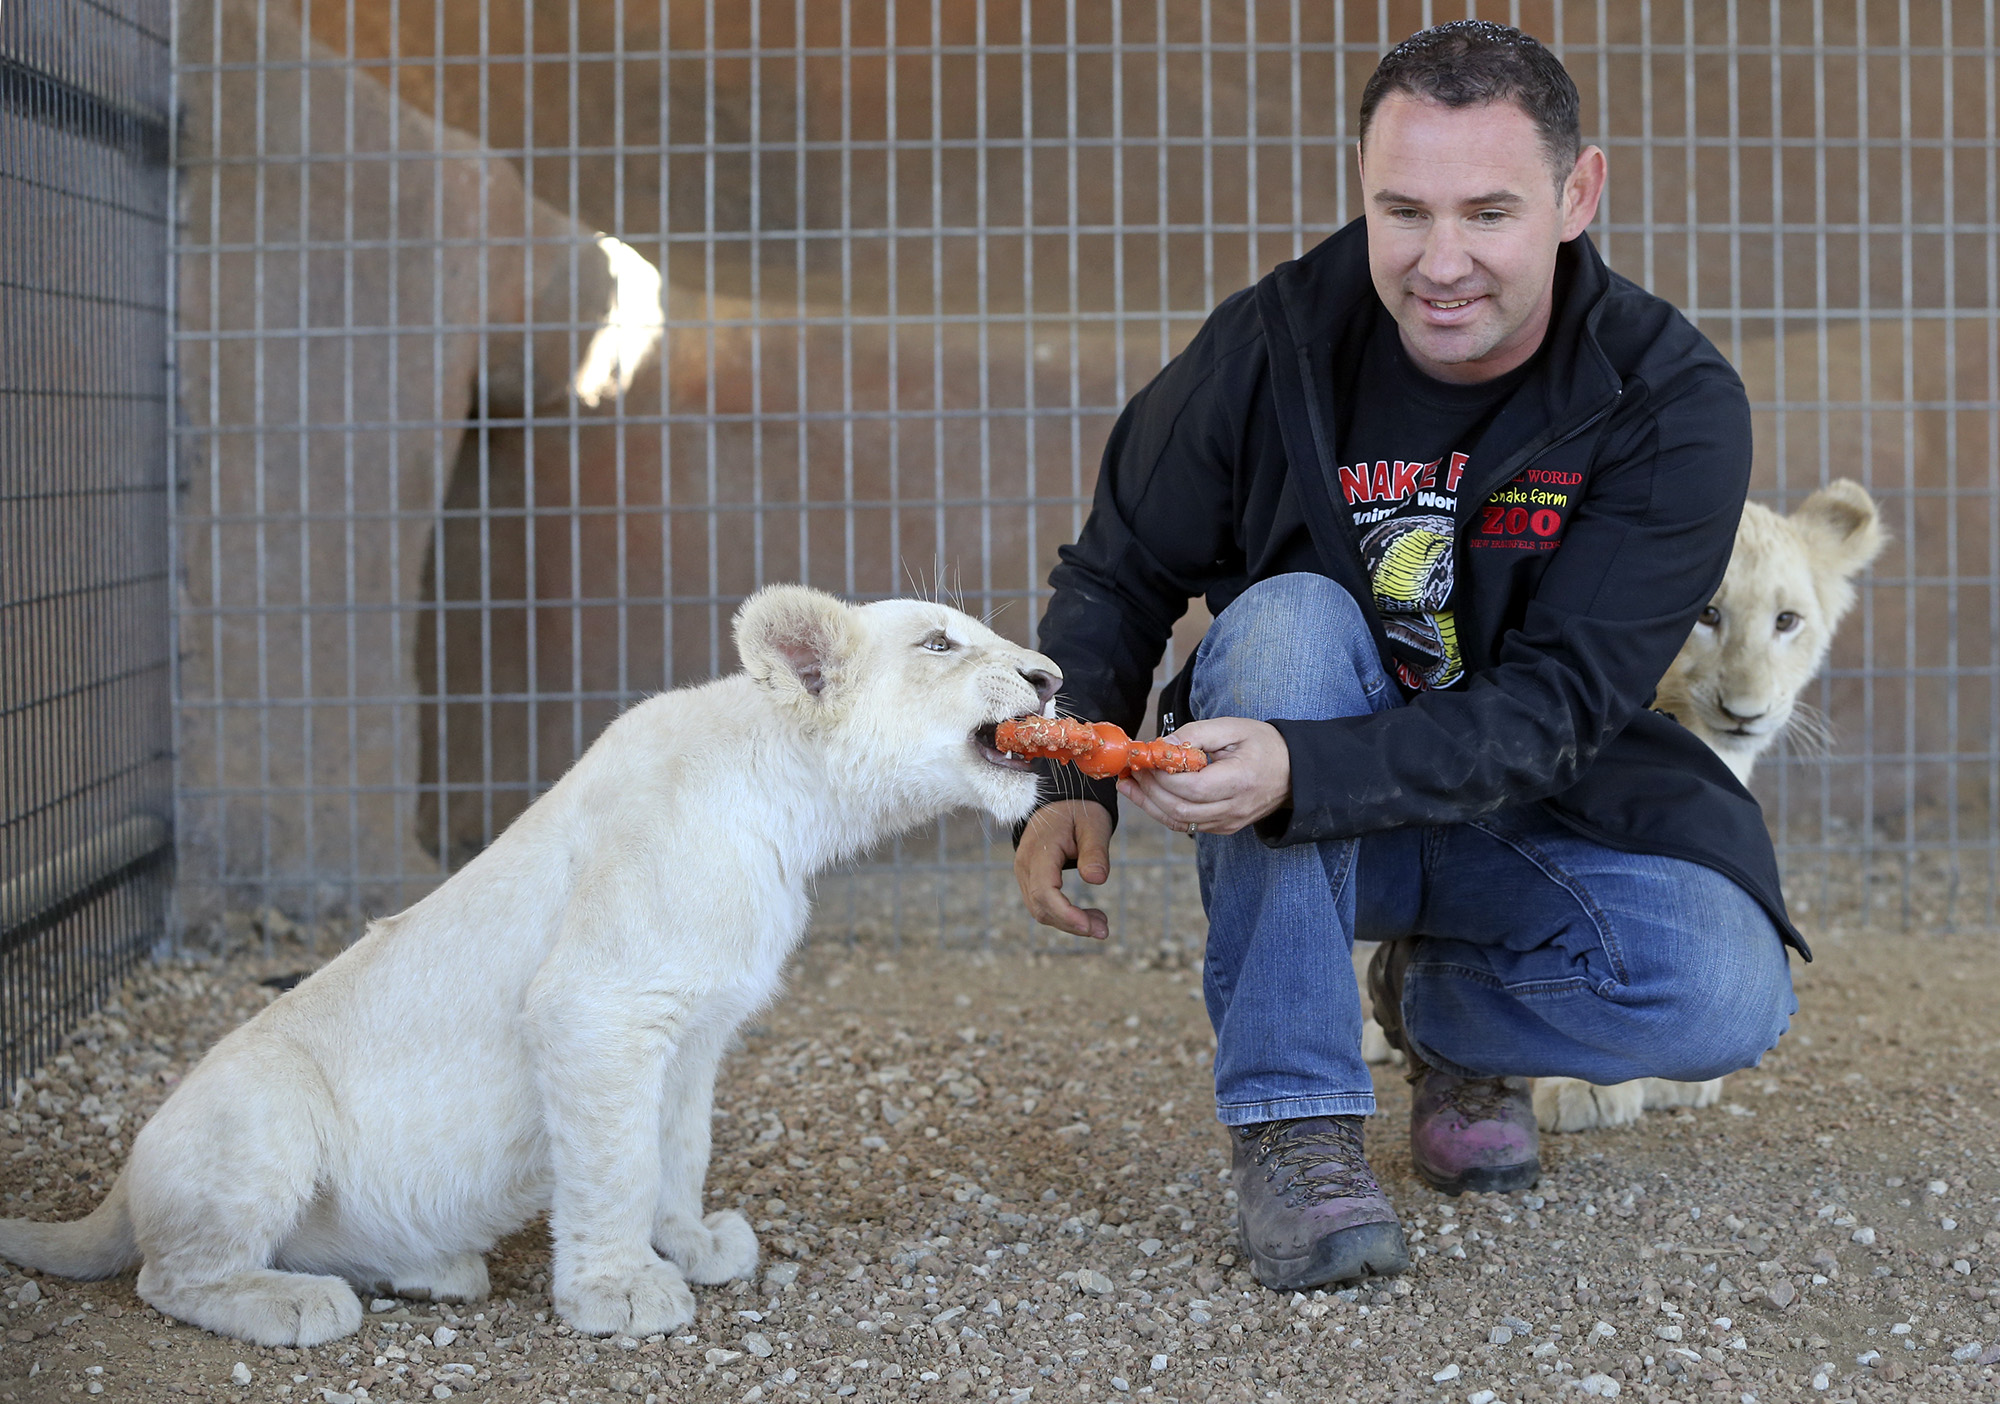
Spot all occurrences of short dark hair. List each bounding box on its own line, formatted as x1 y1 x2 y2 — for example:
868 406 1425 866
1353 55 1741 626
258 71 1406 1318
1358 20 1582 182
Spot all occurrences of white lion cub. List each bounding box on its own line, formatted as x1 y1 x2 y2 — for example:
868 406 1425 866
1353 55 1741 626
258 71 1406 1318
0 586 1059 1347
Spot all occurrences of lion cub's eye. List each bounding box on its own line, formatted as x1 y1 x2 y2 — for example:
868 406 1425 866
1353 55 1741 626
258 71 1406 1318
1774 610 1801 633
1698 605 1722 628
920 630 956 653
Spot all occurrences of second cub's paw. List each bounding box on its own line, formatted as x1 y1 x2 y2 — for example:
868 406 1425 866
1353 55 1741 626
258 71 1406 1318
1533 1076 1646 1133
655 1210 759 1285
1640 1076 1724 1111
555 1258 695 1337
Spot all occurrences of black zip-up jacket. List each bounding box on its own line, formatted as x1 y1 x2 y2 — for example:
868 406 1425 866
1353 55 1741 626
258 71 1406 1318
1037 218 1806 957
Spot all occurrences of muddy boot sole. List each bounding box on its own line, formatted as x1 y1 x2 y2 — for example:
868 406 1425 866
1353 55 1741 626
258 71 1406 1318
1239 1216 1412 1293
1412 1153 1542 1197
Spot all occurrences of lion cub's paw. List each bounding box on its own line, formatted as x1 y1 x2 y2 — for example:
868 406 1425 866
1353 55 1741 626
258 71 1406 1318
1534 1077 1647 1132
1641 1076 1724 1111
556 1258 696 1337
138 1266 363 1348
656 1210 759 1285
248 1276 366 1348
390 1253 490 1304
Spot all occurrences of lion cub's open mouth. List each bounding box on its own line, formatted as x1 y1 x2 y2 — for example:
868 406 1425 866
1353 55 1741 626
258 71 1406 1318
973 714 1040 771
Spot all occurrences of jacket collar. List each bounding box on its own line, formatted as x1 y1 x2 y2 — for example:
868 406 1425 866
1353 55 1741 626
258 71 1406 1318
1266 215 1623 439
1254 217 1627 524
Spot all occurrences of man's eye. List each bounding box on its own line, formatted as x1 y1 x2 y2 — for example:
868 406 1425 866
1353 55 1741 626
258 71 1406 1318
1698 605 1722 627
1474 210 1507 224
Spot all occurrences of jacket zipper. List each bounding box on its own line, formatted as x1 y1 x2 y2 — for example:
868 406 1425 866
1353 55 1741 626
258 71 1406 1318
1459 389 1623 531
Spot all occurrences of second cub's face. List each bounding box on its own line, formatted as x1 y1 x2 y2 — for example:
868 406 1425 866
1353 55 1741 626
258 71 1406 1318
853 600 1059 823
1668 509 1831 749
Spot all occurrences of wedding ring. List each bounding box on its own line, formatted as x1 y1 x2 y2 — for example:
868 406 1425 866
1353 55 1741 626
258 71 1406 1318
1186 820 1198 837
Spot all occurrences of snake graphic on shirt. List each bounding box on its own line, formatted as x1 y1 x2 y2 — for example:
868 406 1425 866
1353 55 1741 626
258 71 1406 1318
1360 513 1462 690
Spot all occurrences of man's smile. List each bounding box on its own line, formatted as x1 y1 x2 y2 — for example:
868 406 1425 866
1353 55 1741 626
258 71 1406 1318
1411 292 1488 325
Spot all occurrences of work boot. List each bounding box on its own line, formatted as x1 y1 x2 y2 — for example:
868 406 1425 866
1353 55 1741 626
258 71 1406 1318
1230 1116 1410 1291
1367 936 1541 1196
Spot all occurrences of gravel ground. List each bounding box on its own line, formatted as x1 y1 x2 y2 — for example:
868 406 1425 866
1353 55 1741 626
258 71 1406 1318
1 918 1997 1404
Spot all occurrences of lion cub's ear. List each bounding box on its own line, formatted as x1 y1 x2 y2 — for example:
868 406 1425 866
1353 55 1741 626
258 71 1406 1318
735 585 864 702
1788 479 1887 624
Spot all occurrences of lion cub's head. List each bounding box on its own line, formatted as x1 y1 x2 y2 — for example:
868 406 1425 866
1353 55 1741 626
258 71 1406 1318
1657 479 1885 783
734 585 1059 824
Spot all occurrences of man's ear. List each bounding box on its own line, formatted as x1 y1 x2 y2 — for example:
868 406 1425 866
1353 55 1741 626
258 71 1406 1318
1560 145 1608 241
734 585 863 701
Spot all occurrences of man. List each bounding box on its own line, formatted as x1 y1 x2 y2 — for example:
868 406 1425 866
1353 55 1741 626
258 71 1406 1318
1013 21 1801 1293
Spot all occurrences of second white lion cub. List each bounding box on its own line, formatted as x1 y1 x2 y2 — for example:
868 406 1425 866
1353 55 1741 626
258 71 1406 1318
0 586 1059 1347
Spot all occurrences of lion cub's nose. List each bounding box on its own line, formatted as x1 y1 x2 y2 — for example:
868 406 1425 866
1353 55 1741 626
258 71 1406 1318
1022 667 1061 706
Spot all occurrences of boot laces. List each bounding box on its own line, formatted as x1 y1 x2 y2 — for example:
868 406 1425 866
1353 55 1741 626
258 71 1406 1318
1246 1118 1378 1206
1435 1076 1522 1122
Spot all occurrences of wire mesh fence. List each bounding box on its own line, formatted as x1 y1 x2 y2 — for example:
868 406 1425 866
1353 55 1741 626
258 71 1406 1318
165 0 2000 950
0 1 175 1091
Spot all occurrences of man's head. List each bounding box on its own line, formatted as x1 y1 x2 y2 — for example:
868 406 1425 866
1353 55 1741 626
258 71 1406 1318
1355 21 1606 384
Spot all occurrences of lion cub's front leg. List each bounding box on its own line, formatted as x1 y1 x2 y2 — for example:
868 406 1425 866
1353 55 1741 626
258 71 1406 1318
652 1026 759 1285
528 981 696 1338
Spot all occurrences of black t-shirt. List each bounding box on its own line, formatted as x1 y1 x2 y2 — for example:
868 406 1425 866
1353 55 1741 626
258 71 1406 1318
1338 311 1537 692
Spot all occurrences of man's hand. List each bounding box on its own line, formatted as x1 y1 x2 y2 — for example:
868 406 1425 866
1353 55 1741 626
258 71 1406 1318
1118 717 1291 835
1014 799 1114 941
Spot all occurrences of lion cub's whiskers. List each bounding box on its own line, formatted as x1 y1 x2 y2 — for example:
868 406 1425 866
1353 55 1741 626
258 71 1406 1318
1781 698 1836 760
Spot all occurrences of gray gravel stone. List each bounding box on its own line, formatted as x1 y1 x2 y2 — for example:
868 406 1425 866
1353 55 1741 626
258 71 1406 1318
762 1260 800 1289
4 927 1998 1404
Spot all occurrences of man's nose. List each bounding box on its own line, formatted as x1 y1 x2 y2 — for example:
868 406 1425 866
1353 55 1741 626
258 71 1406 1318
1417 221 1474 288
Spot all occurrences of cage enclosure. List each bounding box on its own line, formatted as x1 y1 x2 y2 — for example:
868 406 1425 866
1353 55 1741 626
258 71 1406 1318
4 0 1998 1084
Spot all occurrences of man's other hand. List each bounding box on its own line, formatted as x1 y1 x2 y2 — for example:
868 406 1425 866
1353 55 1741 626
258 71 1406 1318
1118 717 1291 835
1014 799 1114 941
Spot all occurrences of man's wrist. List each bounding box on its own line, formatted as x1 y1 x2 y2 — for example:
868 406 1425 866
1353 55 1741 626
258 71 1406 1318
1010 772 1121 847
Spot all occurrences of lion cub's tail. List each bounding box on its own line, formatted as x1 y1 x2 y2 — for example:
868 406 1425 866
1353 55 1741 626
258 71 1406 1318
0 1175 139 1279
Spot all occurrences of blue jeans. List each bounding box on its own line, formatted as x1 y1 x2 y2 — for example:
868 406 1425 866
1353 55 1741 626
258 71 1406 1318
1193 573 1797 1126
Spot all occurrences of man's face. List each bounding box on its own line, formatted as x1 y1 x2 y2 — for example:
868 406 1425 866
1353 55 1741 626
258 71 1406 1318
1358 93 1604 384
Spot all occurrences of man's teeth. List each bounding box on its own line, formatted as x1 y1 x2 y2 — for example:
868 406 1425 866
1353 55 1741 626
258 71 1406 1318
1429 298 1472 309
